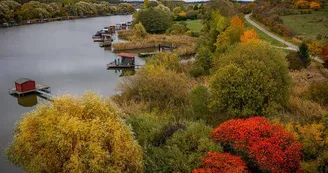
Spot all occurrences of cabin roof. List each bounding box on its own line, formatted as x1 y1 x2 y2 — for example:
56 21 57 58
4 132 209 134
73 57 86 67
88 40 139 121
15 78 33 84
118 53 136 58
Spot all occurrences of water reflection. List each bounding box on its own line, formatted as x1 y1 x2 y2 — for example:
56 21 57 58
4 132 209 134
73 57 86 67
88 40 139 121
16 94 38 107
110 69 136 77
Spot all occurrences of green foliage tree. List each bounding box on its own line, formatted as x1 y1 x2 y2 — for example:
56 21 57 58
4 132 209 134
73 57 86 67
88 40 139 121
211 40 291 117
6 92 143 173
132 22 148 39
0 0 21 23
134 6 174 33
190 85 210 120
299 42 311 68
127 114 222 173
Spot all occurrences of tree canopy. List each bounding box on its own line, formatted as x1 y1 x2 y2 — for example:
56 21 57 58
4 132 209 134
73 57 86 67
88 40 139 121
134 4 173 33
6 92 143 173
211 40 290 117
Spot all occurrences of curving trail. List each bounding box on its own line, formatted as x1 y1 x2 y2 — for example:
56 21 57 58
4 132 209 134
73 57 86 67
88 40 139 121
245 13 324 63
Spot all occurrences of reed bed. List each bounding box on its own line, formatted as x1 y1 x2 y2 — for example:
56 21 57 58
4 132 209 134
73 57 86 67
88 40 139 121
113 34 197 56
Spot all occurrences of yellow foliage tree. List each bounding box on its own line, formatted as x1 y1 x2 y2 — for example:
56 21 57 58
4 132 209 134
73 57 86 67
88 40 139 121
215 16 245 52
274 120 328 173
143 0 149 8
308 41 323 56
6 92 143 173
310 2 321 10
240 29 259 43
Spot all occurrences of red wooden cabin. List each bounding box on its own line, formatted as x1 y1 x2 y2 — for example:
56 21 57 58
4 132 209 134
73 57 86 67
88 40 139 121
15 78 36 92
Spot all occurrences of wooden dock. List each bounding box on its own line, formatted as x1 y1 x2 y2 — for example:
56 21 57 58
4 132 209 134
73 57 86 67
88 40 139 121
138 52 158 57
9 83 52 100
107 63 142 69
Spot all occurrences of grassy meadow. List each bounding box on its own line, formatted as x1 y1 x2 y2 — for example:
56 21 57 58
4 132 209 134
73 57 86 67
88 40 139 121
179 19 202 32
281 7 328 42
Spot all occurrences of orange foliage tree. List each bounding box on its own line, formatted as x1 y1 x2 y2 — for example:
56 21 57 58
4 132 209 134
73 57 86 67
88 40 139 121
193 152 248 173
310 2 321 10
211 117 302 173
240 29 259 43
295 0 309 9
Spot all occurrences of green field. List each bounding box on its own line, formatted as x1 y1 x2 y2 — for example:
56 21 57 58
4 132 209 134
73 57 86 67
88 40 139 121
245 20 286 47
179 20 202 32
280 7 328 42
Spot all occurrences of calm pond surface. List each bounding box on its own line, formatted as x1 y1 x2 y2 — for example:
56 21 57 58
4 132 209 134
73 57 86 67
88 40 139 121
0 15 148 172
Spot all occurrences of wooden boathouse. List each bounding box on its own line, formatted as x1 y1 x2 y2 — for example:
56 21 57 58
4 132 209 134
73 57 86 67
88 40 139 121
9 78 52 99
107 53 142 69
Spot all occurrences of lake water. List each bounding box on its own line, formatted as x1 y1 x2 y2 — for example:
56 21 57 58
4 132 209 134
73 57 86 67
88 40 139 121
0 15 146 172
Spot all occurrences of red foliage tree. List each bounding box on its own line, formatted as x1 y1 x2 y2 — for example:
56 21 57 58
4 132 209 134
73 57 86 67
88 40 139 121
193 152 248 173
323 43 328 61
211 117 302 173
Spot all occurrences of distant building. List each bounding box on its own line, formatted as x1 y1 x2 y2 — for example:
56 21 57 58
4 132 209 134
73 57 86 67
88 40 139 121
15 78 36 93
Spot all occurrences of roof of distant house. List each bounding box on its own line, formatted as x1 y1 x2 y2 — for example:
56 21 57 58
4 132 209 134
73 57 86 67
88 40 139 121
15 78 33 84
118 53 136 58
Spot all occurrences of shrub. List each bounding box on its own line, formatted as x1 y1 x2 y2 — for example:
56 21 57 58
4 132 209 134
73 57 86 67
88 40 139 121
308 41 323 56
193 152 248 173
147 52 181 72
211 40 290 117
307 81 328 106
128 114 222 173
286 51 304 70
190 85 210 120
296 0 309 9
322 43 328 62
189 64 206 77
132 22 148 39
166 23 188 35
118 65 190 111
212 117 303 173
6 92 143 173
310 2 321 10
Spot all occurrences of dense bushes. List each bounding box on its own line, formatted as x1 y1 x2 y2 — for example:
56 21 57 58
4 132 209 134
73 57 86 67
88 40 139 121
307 81 328 106
211 40 290 117
6 93 143 173
127 114 222 173
118 64 190 111
212 117 303 173
286 51 304 70
276 119 328 173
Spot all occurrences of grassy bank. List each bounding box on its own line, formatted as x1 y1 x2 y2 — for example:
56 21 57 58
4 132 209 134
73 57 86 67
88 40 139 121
179 20 202 32
280 7 328 43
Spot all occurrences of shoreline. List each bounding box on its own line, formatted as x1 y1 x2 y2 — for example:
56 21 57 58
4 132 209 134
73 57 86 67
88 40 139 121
1 13 133 29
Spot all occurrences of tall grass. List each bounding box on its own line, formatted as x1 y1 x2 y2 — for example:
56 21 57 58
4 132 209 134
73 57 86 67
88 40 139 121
113 34 197 56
